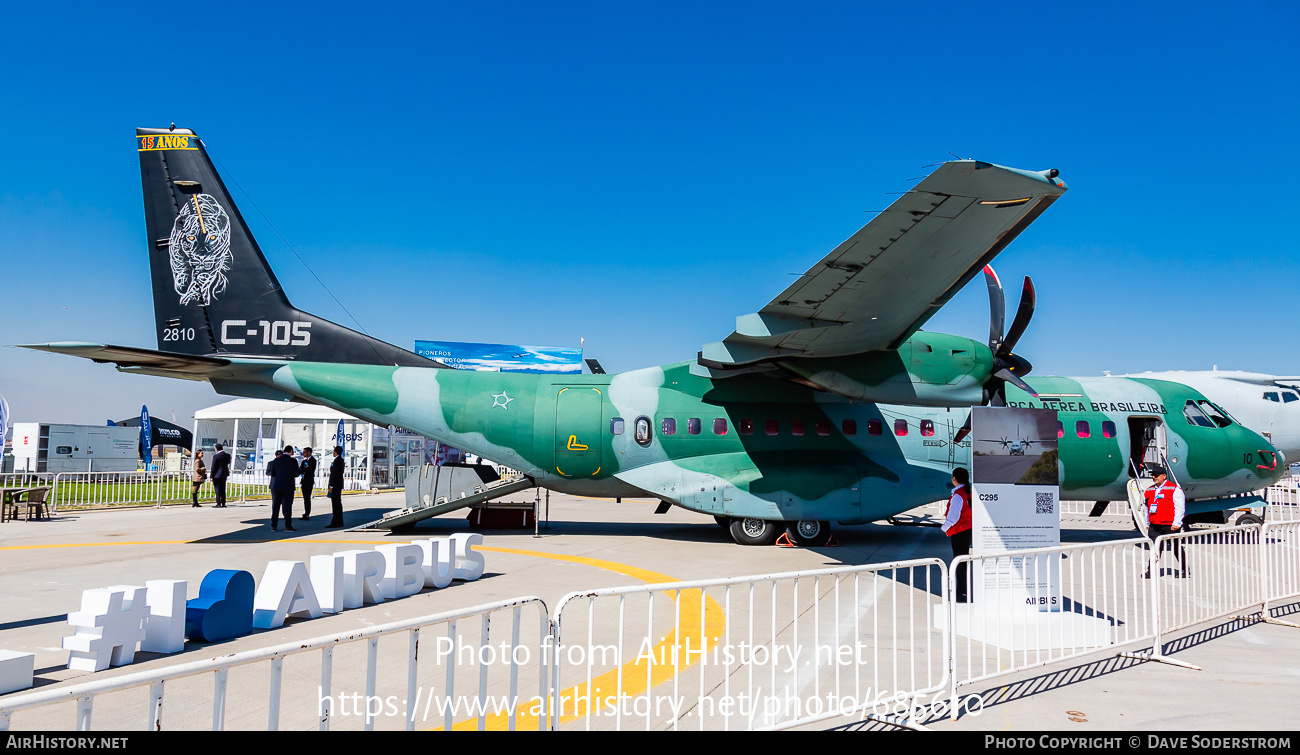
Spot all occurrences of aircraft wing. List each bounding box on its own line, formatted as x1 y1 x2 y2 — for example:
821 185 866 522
699 160 1066 370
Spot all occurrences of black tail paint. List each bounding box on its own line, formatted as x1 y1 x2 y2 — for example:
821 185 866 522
137 126 435 367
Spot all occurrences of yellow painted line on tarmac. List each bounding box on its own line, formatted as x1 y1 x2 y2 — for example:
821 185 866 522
0 540 192 551
0 538 725 731
439 545 727 731
0 538 396 551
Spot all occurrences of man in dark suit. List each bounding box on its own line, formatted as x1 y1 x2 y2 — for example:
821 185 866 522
299 447 318 521
210 444 232 507
326 445 345 528
268 444 300 532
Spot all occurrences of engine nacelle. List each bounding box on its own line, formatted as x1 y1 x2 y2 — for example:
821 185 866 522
778 333 994 407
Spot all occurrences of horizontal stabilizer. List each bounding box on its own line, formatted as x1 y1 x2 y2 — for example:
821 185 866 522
19 343 232 372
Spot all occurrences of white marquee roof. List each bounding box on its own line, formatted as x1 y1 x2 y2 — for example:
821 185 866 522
194 399 365 422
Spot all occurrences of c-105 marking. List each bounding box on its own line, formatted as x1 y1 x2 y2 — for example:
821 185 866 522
220 319 312 346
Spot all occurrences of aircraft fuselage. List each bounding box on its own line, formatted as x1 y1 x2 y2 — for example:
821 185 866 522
263 359 1285 524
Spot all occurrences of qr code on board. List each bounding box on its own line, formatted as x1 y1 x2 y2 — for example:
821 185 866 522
1035 492 1054 514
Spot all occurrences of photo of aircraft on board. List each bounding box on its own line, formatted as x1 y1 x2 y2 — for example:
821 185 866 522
22 127 1288 545
974 422 1051 457
971 412 1058 485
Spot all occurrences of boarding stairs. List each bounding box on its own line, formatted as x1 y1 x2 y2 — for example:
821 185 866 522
350 464 535 531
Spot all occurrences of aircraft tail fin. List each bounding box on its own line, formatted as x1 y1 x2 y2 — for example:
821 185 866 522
136 127 435 367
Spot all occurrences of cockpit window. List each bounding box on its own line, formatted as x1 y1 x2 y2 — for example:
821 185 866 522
1264 392 1280 402
1285 392 1300 403
1183 400 1216 428
1197 401 1232 428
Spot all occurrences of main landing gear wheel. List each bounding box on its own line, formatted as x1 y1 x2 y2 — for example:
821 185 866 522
785 520 831 546
729 517 780 545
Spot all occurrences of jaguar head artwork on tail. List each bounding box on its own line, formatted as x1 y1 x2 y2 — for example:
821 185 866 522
169 192 233 306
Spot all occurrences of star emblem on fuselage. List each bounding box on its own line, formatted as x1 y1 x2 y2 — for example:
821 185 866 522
491 391 514 410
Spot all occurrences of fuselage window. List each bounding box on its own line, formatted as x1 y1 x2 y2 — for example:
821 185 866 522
688 418 702 435
865 419 879 436
634 417 652 446
894 419 908 437
661 418 677 436
1265 392 1280 402
791 419 805 436
713 418 728 435
816 419 831 436
1102 420 1116 438
1076 420 1090 438
765 419 779 436
610 418 625 435
920 419 934 437
1183 400 1215 428
1057 421 1064 439
1197 401 1232 428
738 419 753 435
845 419 860 436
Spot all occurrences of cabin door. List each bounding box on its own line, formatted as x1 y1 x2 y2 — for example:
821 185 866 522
554 387 603 478
1127 417 1167 477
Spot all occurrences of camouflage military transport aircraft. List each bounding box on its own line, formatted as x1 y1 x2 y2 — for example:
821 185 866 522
22 127 1287 544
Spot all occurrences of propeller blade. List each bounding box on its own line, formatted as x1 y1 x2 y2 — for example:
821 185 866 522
983 265 1006 354
1000 276 1036 357
994 367 1039 398
953 415 972 445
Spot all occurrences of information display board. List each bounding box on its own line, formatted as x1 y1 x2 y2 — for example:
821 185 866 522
970 406 1061 610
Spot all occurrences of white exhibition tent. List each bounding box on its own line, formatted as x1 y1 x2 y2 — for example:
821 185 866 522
193 399 430 487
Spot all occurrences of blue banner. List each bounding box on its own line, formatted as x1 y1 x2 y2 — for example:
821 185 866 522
413 341 583 374
0 395 10 453
336 419 345 451
140 405 153 468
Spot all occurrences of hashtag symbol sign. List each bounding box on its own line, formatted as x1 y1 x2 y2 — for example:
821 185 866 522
63 585 149 672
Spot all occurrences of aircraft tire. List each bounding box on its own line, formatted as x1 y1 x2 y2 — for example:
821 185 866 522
714 515 731 529
1235 512 1264 527
729 517 779 546
785 520 831 546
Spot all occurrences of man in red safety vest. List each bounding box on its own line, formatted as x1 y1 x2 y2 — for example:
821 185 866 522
942 467 973 602
1144 465 1189 578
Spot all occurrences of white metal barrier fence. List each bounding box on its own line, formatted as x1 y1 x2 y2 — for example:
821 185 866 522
33 470 372 511
0 597 551 732
4 524 1299 732
1264 483 1300 522
47 472 269 510
949 537 1154 704
0 473 58 489
1149 525 1262 638
1261 520 1300 621
550 559 948 731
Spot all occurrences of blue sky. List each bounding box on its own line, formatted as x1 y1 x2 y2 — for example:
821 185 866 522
2 1 1297 424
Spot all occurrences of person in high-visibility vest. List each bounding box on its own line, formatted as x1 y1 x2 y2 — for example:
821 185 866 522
1144 464 1189 578
942 467 973 602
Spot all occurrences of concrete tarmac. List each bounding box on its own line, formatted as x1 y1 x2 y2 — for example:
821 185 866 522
0 492 1293 731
